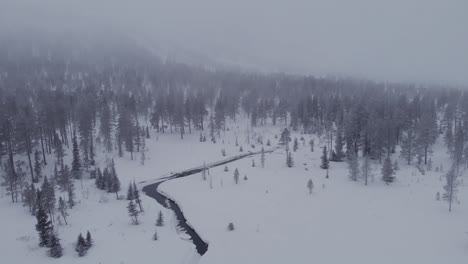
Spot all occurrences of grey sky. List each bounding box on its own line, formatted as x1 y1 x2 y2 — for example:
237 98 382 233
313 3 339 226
2 0 467 85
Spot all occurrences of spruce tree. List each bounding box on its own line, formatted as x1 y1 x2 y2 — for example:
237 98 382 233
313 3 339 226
286 152 294 167
75 233 87 256
33 150 42 182
35 191 52 247
127 200 139 225
41 176 56 222
156 210 164 226
279 128 291 145
67 176 76 208
72 134 82 179
443 165 459 212
85 231 93 249
133 181 143 212
48 231 63 258
57 197 68 225
320 146 329 169
127 183 134 200
347 152 360 181
334 130 345 161
381 157 395 184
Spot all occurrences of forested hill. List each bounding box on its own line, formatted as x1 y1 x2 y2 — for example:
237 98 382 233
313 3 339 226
1 33 467 188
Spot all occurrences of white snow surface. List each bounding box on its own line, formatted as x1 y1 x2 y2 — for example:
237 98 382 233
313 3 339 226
1 120 467 264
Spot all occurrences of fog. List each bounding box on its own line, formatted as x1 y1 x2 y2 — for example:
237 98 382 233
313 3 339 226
1 0 467 85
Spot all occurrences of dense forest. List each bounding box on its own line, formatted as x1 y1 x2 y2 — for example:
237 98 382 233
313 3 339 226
1 33 467 205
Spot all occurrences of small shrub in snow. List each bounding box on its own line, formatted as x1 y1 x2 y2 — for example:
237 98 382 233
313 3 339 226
244 175 248 181
227 222 235 231
266 139 271 146
224 166 229 172
153 230 158 241
436 192 440 201
221 149 226 156
252 159 256 167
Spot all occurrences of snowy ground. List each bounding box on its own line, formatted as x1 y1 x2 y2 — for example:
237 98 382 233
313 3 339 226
161 133 468 264
1 119 467 263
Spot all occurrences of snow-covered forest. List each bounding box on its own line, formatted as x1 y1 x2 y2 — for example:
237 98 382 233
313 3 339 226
1 21 468 264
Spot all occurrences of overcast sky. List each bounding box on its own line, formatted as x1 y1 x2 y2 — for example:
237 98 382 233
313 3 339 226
2 0 467 85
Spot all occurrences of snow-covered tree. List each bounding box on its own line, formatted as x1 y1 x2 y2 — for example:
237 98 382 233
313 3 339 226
48 231 63 258
320 146 329 169
75 233 87 256
381 157 395 184
127 200 139 224
347 152 360 181
71 134 82 180
33 150 42 182
442 165 459 212
57 197 68 225
156 210 164 226
35 191 52 247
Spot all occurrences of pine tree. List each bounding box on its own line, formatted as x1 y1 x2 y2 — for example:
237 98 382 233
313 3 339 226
361 155 373 185
251 159 256 167
334 129 345 161
293 138 298 152
442 165 459 212
35 191 52 247
127 183 134 200
57 197 68 225
153 230 158 240
307 179 314 194
320 146 329 169
309 139 314 152
71 134 82 180
41 176 56 222
133 181 143 212
33 150 42 182
381 157 395 184
95 167 104 190
400 130 417 165
67 176 76 208
156 210 164 226
279 128 291 145
233 168 240 184
54 135 66 167
127 200 139 225
286 152 294 167
109 161 121 199
347 152 360 181
75 233 87 256
23 183 36 215
48 231 63 258
85 231 93 249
